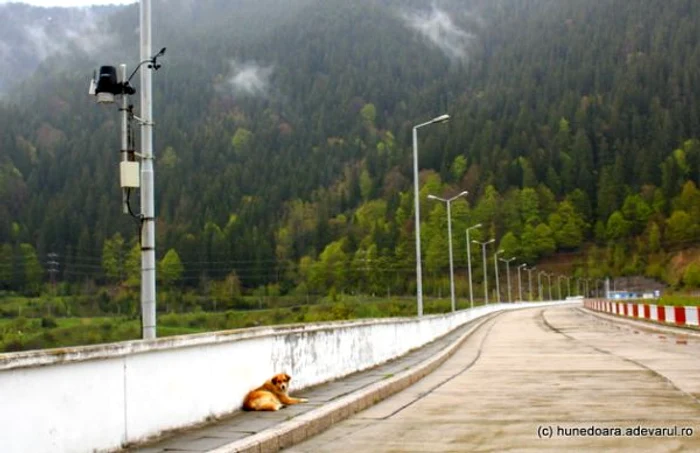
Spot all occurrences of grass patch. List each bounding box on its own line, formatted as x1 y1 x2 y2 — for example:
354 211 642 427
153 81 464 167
0 295 470 353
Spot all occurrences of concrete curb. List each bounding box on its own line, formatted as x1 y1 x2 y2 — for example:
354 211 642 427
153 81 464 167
208 311 502 453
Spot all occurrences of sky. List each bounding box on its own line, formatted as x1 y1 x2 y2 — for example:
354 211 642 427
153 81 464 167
0 0 136 6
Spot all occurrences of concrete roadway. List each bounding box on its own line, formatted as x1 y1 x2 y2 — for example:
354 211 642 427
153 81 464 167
288 306 700 452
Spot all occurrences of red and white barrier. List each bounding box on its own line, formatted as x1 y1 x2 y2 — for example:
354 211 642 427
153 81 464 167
584 299 700 327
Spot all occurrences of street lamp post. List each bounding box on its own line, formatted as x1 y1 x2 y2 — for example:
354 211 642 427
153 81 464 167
538 271 546 301
527 266 535 301
473 239 495 304
494 249 504 303
412 114 450 316
557 275 565 300
428 191 468 312
465 223 482 309
499 256 516 302
517 263 526 301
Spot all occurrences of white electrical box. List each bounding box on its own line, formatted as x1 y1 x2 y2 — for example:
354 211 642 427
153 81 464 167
120 161 140 188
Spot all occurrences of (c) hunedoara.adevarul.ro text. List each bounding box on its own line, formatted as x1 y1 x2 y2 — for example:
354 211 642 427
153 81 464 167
537 425 695 439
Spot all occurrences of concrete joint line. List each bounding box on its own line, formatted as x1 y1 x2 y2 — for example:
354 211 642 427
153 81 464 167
542 309 700 408
208 311 505 453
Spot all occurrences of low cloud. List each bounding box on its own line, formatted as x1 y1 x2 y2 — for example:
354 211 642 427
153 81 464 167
226 60 274 97
22 9 115 60
401 6 476 62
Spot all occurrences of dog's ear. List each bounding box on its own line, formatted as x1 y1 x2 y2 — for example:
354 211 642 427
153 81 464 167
284 373 291 381
271 375 279 385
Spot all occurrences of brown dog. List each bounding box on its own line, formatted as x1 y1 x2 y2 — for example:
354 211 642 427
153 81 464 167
242 373 308 411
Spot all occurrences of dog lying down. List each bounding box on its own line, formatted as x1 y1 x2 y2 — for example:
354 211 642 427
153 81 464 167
243 373 308 411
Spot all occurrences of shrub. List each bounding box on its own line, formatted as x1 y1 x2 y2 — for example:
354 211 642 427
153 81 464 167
40 317 57 328
683 263 700 288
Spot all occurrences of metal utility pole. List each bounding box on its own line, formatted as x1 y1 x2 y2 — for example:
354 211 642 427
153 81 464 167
428 191 468 312
473 239 494 304
465 223 482 309
527 266 535 301
538 271 545 301
412 114 450 316
499 256 515 302
90 0 165 340
47 253 59 286
517 263 526 301
140 0 156 339
557 275 564 300
494 249 504 303
47 252 59 299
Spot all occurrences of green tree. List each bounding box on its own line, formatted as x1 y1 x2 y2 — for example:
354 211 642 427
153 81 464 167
499 232 520 257
360 103 377 124
313 239 349 293
450 155 468 182
665 210 698 245
647 222 661 253
548 201 585 249
231 128 253 155
125 241 141 289
621 194 652 235
359 168 373 201
20 243 43 294
683 263 700 288
159 248 184 288
0 243 12 289
519 187 540 225
673 181 700 219
102 233 126 283
606 211 631 242
534 223 557 257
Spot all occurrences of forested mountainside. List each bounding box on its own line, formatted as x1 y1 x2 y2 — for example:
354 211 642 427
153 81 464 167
2 0 700 297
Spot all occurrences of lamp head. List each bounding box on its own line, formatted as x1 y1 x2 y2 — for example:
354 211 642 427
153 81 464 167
431 114 450 124
427 194 438 200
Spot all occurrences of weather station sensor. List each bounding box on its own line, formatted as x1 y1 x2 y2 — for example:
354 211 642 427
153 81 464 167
95 66 119 104
88 32 167 341
87 47 167 200
89 65 137 103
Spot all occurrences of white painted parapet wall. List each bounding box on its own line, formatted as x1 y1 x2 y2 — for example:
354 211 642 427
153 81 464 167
0 301 573 453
